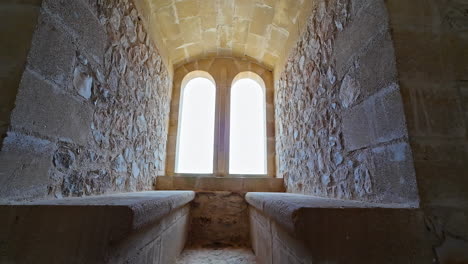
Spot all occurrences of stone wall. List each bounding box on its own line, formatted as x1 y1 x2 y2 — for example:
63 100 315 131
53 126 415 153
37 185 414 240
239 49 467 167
275 0 419 205
0 1 42 148
188 191 250 248
0 0 171 200
386 0 468 262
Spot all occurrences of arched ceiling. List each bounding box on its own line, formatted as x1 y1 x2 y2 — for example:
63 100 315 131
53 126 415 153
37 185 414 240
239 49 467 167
135 0 314 71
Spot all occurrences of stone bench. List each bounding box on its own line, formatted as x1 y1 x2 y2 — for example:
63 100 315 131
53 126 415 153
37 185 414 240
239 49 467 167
246 192 433 264
0 191 195 264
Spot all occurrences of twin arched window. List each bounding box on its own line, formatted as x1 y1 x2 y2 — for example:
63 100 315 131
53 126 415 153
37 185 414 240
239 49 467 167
175 71 267 175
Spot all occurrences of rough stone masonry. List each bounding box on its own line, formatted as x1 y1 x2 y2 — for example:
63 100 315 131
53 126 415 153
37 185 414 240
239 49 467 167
275 0 418 205
0 0 172 200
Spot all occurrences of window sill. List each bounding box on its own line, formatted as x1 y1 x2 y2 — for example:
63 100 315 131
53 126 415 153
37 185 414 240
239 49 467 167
155 176 285 192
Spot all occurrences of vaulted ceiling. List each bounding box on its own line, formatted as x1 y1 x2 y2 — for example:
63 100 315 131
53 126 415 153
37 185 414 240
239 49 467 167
135 0 313 71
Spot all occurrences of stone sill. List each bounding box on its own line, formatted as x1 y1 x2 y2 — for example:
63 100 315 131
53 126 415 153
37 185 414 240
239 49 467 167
3 191 195 235
247 192 433 262
0 191 194 263
246 192 419 235
156 176 285 192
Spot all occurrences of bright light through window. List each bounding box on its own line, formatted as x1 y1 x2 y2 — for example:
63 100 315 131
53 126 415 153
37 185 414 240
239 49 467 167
176 77 216 173
229 78 267 174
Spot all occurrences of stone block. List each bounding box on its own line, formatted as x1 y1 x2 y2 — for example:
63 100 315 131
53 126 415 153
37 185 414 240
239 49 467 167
27 12 75 85
188 191 250 247
353 31 398 99
160 212 189 264
343 84 408 150
0 191 194 263
125 237 161 264
10 69 93 145
246 193 433 263
371 84 408 144
249 208 272 264
0 133 54 200
43 0 106 61
369 142 419 204
175 0 199 19
342 99 372 150
272 239 303 264
334 0 389 78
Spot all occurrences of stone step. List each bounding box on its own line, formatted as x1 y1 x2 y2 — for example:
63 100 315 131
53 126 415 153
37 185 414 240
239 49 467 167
176 247 256 264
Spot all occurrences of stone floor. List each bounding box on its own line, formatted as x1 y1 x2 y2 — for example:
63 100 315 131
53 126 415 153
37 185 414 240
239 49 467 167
176 247 257 264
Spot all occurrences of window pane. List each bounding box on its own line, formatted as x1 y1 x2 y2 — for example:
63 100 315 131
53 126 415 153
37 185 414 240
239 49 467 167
229 78 266 174
176 77 216 173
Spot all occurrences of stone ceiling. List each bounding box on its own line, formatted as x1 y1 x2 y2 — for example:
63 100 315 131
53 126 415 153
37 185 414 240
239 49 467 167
135 0 314 71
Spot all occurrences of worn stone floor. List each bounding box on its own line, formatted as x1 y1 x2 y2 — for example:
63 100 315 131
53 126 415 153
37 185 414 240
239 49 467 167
176 247 256 264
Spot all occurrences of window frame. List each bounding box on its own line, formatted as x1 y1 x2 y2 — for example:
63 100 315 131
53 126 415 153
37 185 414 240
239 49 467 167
174 72 217 174
166 59 276 178
227 72 268 175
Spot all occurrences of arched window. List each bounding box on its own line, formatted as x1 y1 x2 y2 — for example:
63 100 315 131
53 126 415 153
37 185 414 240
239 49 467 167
175 72 216 173
229 72 267 174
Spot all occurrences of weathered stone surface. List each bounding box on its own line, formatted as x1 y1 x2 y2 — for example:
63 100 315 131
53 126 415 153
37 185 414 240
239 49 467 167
0 132 54 200
27 11 75 86
0 191 194 263
135 0 315 70
156 176 285 192
188 191 250 247
0 0 172 200
275 0 417 205
386 1 468 262
43 0 107 61
247 192 433 264
176 248 256 264
11 69 93 145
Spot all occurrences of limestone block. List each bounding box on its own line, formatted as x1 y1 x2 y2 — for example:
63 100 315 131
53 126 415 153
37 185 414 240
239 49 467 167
11 70 93 145
175 0 199 19
0 191 194 263
43 0 106 61
160 211 189 264
249 208 272 264
188 191 250 247
353 31 398 98
27 12 75 85
369 142 419 204
333 0 389 78
247 192 433 263
343 84 407 151
250 4 275 35
342 100 372 150
124 237 161 264
0 133 54 199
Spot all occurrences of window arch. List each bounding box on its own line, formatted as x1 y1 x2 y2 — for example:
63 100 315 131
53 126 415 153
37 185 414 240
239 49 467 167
175 71 216 173
229 72 267 174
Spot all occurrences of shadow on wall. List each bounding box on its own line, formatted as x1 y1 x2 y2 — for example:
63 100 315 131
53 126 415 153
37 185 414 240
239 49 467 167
0 2 42 148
